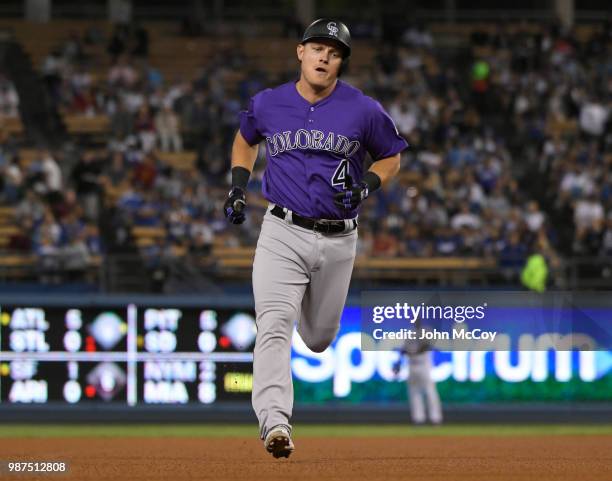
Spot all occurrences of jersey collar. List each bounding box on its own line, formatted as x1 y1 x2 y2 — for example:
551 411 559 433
292 79 343 108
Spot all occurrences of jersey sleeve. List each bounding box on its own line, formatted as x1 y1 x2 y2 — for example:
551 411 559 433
239 93 265 146
363 99 409 160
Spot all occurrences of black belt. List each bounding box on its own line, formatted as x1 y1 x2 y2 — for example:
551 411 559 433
270 205 357 234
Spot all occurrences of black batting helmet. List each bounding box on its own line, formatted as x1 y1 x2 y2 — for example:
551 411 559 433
301 18 351 75
301 18 351 57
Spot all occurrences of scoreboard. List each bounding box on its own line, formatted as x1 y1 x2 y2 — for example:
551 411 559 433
0 304 256 405
2 299 609 407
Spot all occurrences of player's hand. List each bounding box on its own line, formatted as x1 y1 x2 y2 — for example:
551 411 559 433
224 187 247 224
333 175 369 210
392 361 401 376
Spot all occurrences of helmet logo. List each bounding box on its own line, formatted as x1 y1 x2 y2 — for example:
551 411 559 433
327 22 339 37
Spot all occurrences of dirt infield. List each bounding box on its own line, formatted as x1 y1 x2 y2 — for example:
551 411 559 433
3 435 611 481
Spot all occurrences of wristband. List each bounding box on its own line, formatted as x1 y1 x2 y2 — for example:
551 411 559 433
361 171 381 193
231 166 251 190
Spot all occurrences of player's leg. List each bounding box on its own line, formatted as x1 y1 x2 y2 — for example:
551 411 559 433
252 213 311 440
424 380 443 424
297 230 357 352
408 359 429 424
422 353 443 424
408 380 427 424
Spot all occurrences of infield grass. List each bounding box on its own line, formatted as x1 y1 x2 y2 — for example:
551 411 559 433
0 424 610 438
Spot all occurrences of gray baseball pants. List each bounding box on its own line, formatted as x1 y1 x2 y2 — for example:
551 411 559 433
408 351 443 424
252 206 357 439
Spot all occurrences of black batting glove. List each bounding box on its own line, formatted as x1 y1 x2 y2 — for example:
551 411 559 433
224 187 247 224
333 175 369 211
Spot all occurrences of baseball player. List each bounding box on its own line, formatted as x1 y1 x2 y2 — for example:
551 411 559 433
393 321 443 425
224 18 408 458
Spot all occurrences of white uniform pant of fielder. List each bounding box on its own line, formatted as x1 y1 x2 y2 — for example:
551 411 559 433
252 209 357 439
407 351 443 424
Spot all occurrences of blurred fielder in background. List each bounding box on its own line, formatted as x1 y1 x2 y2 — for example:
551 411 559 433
393 320 443 425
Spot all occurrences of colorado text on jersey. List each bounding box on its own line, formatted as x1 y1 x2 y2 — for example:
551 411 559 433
265 129 361 157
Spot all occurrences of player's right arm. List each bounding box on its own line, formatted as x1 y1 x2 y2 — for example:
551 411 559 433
224 92 266 224
392 348 405 376
231 130 259 173
224 131 259 225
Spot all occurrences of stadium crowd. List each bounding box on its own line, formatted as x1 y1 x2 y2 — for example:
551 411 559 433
0 20 610 285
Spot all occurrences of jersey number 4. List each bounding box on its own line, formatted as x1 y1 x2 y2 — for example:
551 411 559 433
331 159 350 187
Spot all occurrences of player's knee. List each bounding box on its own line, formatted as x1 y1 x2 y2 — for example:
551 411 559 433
257 303 298 324
256 305 299 345
306 340 331 353
303 331 336 353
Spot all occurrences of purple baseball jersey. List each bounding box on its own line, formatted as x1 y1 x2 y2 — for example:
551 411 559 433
239 80 408 219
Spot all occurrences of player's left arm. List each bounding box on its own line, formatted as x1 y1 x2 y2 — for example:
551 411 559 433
333 154 401 211
334 98 407 210
367 153 401 186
